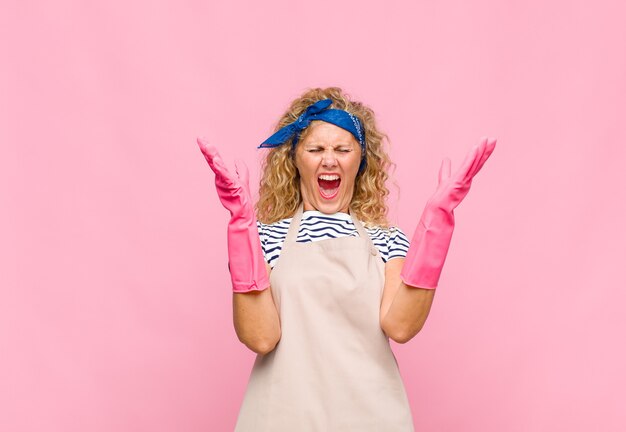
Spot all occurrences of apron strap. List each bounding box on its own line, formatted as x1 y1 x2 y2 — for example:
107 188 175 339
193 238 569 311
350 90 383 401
283 202 304 248
350 209 368 238
350 208 380 257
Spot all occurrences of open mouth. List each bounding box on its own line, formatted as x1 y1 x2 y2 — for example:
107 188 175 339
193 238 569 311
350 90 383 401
317 174 341 199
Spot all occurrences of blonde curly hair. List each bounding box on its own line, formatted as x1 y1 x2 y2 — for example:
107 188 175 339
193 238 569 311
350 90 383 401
256 87 395 228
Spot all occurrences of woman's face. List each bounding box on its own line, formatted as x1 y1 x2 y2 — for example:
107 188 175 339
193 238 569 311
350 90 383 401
294 121 362 214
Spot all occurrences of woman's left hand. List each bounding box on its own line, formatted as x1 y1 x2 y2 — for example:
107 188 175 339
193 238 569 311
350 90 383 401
400 137 497 290
426 137 497 215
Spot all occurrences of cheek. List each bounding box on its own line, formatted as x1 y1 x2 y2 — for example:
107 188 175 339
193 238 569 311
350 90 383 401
295 154 311 175
346 153 362 173
297 157 319 184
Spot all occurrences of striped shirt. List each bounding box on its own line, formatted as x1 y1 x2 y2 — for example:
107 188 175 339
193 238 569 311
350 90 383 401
257 210 410 269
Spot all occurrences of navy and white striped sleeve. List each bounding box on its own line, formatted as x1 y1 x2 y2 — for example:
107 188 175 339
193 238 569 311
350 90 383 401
364 224 410 263
387 226 410 261
256 218 290 268
256 220 269 264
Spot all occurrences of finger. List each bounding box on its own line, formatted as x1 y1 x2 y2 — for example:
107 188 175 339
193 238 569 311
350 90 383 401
197 137 230 176
197 136 214 157
438 157 451 185
234 159 250 188
197 137 217 166
466 137 488 178
470 137 497 177
454 142 481 183
197 138 238 189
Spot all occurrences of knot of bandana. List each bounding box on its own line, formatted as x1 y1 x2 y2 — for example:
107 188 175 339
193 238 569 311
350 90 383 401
258 99 367 173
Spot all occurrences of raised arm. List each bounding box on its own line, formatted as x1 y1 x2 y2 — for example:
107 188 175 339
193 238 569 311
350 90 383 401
197 137 281 354
233 262 281 355
381 137 497 343
380 257 436 343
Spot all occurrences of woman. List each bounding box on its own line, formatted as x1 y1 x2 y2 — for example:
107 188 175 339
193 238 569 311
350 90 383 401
197 87 496 431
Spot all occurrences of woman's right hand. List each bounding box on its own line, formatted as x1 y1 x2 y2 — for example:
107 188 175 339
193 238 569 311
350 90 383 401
197 137 253 220
196 137 269 293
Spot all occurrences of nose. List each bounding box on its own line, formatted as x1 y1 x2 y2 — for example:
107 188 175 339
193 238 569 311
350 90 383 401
321 149 338 167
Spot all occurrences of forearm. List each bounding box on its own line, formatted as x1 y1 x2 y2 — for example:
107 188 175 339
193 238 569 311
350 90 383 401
383 201 449 343
381 281 435 344
380 258 436 343
233 281 281 355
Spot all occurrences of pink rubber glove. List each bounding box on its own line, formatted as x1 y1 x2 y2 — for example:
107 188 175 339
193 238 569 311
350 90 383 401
197 137 270 293
400 137 497 289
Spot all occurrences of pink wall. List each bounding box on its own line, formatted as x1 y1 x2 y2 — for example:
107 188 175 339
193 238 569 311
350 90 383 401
2 1 625 431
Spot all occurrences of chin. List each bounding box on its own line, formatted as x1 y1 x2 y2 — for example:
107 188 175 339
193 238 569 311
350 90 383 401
314 198 349 214
316 205 338 214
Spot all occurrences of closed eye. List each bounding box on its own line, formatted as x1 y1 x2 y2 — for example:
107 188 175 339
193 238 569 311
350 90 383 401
306 148 352 153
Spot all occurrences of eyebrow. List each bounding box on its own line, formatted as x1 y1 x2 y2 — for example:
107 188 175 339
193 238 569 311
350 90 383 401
303 142 354 148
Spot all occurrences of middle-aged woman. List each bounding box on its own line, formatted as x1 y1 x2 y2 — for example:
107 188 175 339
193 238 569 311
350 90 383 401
197 87 496 431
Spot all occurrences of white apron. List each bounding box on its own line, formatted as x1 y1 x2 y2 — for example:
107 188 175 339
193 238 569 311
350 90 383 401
235 203 414 431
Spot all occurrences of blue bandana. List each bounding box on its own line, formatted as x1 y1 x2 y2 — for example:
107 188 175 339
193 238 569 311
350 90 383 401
258 99 367 173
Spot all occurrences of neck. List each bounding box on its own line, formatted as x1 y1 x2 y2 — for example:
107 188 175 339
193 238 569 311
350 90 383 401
302 203 350 215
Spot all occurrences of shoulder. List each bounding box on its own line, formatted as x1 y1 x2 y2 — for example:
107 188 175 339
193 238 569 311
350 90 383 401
256 217 293 268
257 217 292 241
363 224 410 262
363 223 409 242
257 215 293 230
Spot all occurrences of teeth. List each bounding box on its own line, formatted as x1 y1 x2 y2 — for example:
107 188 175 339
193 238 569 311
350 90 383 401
318 174 340 181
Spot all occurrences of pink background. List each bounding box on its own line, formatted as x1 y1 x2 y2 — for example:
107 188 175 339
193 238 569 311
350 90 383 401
2 1 625 431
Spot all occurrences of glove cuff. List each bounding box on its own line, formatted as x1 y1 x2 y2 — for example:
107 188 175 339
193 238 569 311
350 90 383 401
399 206 455 290
227 215 270 293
